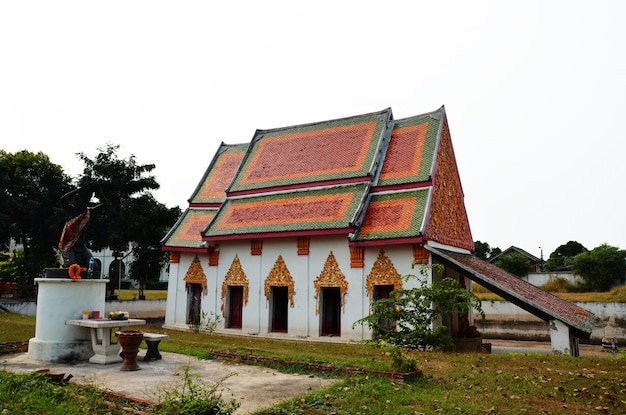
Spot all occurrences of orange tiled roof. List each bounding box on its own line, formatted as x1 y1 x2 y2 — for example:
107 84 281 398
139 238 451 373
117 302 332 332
228 109 391 193
202 184 368 240
377 113 440 186
356 189 430 241
164 106 475 251
161 208 217 248
189 143 248 205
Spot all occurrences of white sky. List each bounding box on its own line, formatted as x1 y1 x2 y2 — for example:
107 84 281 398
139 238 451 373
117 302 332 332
1 1 625 257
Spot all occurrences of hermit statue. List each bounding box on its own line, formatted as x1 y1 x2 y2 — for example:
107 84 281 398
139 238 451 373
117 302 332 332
58 181 106 276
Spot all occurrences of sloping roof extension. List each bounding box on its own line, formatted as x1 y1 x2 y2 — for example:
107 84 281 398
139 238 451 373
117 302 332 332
428 246 595 338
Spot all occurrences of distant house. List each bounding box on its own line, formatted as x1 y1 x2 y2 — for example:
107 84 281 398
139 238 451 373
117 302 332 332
161 106 594 355
489 246 543 272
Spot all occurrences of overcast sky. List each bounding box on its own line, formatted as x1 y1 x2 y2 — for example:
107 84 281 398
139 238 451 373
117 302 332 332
1 1 624 257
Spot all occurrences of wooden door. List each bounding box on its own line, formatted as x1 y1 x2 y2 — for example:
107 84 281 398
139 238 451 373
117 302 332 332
227 286 243 329
320 287 341 336
186 284 202 325
270 286 288 332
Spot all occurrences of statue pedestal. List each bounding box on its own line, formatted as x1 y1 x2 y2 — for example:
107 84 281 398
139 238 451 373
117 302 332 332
28 277 109 362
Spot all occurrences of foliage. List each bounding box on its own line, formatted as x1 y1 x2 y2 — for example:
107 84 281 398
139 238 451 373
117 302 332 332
354 267 484 351
76 144 181 295
154 365 239 415
473 240 501 260
572 243 626 291
544 240 588 271
261 353 626 415
0 150 73 297
0 370 147 414
494 252 532 277
540 277 583 293
188 311 223 334
0 247 24 283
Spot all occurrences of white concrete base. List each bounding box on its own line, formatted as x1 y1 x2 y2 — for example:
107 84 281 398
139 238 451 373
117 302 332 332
28 278 109 362
550 319 579 356
89 350 122 364
27 338 94 362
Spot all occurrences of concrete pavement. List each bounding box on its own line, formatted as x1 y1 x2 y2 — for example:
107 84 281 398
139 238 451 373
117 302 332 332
1 350 337 415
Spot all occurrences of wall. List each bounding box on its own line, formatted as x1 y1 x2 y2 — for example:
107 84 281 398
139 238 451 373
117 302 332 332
522 271 583 287
474 301 626 344
163 236 422 342
1 299 166 319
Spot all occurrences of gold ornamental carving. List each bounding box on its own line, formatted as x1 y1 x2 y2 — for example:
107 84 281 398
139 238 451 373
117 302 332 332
313 251 348 315
169 251 180 263
264 255 295 307
221 254 249 317
413 244 428 263
365 250 402 299
297 236 310 255
184 256 207 290
425 119 474 251
209 248 220 266
350 246 364 268
251 239 263 256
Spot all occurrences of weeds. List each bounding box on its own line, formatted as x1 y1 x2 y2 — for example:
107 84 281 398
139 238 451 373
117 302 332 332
153 364 239 415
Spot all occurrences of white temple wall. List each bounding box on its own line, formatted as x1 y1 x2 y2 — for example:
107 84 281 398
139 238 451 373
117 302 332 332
164 238 430 342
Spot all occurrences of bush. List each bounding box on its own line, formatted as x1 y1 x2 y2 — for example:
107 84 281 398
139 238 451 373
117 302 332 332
146 280 168 290
540 277 582 293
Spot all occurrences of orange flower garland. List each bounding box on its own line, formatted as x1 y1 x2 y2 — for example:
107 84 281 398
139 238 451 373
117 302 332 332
68 263 82 280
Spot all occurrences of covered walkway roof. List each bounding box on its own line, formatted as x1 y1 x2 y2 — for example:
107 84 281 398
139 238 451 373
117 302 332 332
428 246 595 339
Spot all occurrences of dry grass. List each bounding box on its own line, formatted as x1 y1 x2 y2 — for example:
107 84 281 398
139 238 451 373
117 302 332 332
473 283 626 303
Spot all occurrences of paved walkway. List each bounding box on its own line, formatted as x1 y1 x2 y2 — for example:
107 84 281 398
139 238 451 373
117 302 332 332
1 351 336 414
488 339 610 357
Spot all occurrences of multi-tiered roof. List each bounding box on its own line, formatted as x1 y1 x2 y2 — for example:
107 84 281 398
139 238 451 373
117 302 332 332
162 106 473 252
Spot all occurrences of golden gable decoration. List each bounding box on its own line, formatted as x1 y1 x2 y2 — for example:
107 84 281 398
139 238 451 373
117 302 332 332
365 250 402 299
221 254 249 317
264 255 295 307
313 251 348 315
184 256 207 290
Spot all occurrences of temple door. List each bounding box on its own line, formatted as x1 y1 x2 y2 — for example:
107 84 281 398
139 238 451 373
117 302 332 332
373 284 395 330
187 284 202 325
320 287 341 336
227 286 243 329
270 286 289 332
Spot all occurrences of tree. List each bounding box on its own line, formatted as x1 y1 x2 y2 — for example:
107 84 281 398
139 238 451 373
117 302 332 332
544 241 587 272
495 253 531 277
75 144 180 296
0 150 73 297
474 241 501 260
571 244 626 291
125 194 180 298
354 266 484 351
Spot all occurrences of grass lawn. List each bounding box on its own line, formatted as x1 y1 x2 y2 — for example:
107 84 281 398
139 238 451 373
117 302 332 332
2 311 626 414
112 289 167 300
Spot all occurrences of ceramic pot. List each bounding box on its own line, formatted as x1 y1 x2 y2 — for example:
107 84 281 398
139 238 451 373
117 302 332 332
116 330 144 371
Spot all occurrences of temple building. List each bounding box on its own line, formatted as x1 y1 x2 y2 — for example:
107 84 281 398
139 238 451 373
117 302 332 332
161 106 593 354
